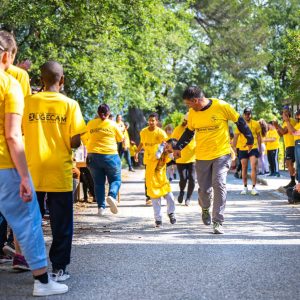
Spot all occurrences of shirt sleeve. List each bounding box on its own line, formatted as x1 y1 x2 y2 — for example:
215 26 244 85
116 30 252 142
5 77 24 115
70 101 87 137
187 109 195 131
223 102 239 123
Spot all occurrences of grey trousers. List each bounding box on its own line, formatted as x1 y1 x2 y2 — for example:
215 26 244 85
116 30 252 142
196 154 231 223
151 192 176 222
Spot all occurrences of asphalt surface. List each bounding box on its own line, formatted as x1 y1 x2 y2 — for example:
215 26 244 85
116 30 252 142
1 169 300 299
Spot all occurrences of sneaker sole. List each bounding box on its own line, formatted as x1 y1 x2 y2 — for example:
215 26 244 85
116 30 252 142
13 265 30 271
2 246 16 257
33 286 68 296
213 230 224 234
106 197 118 214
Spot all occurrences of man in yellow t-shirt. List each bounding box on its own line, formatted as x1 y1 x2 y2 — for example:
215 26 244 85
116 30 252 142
264 121 280 177
6 64 31 97
233 107 261 196
135 113 168 205
22 61 86 280
173 86 253 234
0 30 68 296
172 113 196 206
274 106 296 188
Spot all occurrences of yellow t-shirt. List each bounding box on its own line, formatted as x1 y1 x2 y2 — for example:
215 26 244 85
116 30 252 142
265 129 280 151
294 122 300 142
0 71 24 169
172 124 195 164
6 65 31 97
86 118 123 154
283 118 296 148
145 153 171 198
116 120 125 133
235 119 261 151
140 127 168 165
187 98 239 160
22 91 87 192
124 129 130 148
129 144 137 157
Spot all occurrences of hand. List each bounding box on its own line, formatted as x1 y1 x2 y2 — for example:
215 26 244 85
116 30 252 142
173 149 181 159
295 183 300 193
272 120 279 128
20 177 32 202
134 153 139 162
246 144 253 153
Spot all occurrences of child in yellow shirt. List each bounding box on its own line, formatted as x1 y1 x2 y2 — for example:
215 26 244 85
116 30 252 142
130 141 138 166
146 139 177 227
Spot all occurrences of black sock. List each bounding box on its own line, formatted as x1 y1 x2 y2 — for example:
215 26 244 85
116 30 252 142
34 272 48 284
291 176 296 182
244 185 247 188
253 185 255 188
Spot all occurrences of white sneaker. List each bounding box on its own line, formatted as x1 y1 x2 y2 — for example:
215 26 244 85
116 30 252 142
240 187 248 195
106 196 118 214
33 276 68 296
251 187 259 196
50 269 70 282
98 207 106 216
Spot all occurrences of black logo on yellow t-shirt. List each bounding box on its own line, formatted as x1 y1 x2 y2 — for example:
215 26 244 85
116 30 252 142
90 127 113 134
28 113 67 123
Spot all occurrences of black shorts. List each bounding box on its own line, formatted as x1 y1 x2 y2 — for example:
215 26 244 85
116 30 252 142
285 146 295 162
239 148 260 160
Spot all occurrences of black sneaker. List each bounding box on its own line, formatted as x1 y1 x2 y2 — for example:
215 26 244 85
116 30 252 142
202 208 211 225
155 220 162 227
178 191 184 204
129 168 135 172
284 181 296 189
168 213 176 224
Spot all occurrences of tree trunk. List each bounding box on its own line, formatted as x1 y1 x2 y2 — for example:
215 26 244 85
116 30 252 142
127 107 147 144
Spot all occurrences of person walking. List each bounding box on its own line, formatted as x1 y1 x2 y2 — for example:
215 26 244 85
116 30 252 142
233 107 261 196
172 113 196 206
0 31 68 296
264 121 280 177
135 113 168 205
274 107 297 188
173 86 253 234
22 60 86 281
85 104 123 216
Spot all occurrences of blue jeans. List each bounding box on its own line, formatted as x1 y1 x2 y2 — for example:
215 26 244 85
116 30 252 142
87 153 121 208
0 169 47 270
295 141 300 181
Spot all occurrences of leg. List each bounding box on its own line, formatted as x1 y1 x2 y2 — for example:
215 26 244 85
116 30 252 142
211 154 231 223
186 162 196 199
165 192 176 215
249 155 258 186
105 155 122 199
267 150 274 174
0 169 47 271
0 212 7 253
177 163 188 193
274 149 279 174
47 192 73 272
151 197 162 222
240 158 248 186
36 192 46 218
195 160 213 209
124 150 133 170
87 154 106 208
295 144 300 182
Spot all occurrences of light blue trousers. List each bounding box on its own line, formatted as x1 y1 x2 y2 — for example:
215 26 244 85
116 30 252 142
0 169 47 270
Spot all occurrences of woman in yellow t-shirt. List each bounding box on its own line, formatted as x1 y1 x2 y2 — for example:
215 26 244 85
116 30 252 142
264 121 280 177
86 104 124 216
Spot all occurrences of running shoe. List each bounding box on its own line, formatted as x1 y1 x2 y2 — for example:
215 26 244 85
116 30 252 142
2 241 16 257
240 187 248 195
13 254 30 271
202 208 211 225
106 196 118 214
177 191 184 204
33 275 68 296
51 269 70 282
251 187 259 196
168 213 176 224
213 222 224 234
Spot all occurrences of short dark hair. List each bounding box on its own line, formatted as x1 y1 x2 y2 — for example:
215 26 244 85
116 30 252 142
166 138 178 149
98 103 110 117
0 30 17 56
40 60 63 85
182 86 204 100
148 112 159 120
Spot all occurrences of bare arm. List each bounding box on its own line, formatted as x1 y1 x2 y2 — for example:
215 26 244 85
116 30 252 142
273 121 287 136
232 133 239 149
134 143 144 161
257 133 262 151
5 113 32 202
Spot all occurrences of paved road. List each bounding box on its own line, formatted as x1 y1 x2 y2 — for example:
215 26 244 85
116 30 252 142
1 170 300 299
